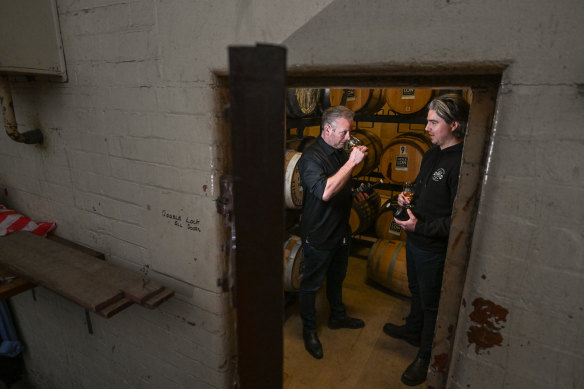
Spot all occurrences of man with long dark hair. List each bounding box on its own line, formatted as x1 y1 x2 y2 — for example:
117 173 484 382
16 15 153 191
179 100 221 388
385 94 470 385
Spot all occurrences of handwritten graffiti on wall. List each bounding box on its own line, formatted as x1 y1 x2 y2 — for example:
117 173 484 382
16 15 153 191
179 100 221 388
162 210 201 232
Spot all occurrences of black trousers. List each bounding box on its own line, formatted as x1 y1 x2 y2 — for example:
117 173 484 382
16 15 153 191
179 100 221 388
405 239 446 360
298 239 350 333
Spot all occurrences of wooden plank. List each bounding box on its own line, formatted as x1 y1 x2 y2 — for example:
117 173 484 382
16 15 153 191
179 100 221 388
46 235 161 302
0 233 126 312
0 266 36 300
98 297 134 318
91 266 164 303
0 232 173 316
47 235 105 259
46 236 162 302
141 288 174 309
0 232 125 311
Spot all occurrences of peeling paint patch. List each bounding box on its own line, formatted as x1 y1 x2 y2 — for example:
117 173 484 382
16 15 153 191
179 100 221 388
467 298 508 353
431 353 449 372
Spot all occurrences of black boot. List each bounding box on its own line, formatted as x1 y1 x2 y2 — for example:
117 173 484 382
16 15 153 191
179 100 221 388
328 316 365 329
302 331 323 359
382 322 421 347
401 356 430 386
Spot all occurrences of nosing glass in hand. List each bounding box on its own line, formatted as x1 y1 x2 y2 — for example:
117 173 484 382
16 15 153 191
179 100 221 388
345 136 362 152
403 182 415 207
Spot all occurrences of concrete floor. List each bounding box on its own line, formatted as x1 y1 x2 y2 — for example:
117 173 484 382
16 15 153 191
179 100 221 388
283 241 425 389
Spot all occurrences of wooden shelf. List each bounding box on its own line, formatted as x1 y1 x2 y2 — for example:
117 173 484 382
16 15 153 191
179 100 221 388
0 266 35 300
0 232 174 318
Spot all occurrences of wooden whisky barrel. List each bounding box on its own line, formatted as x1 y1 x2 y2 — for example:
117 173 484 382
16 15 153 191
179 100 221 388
283 235 303 291
286 136 317 152
463 88 473 104
375 199 407 241
286 88 319 118
296 136 317 152
331 89 368 113
367 239 410 297
319 88 372 113
378 132 432 184
284 149 303 209
385 88 434 115
318 88 386 116
350 129 383 178
349 190 381 234
356 89 386 114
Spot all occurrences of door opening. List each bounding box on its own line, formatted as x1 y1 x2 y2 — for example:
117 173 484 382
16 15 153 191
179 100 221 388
222 50 502 388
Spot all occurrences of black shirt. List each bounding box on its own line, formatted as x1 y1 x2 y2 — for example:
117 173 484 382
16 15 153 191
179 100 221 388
298 137 353 250
409 142 464 253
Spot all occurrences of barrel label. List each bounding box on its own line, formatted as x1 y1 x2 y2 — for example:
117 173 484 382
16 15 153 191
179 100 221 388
395 156 409 170
345 89 356 101
388 220 401 236
401 88 415 99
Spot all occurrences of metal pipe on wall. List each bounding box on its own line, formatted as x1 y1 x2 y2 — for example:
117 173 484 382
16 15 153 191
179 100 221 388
0 75 43 145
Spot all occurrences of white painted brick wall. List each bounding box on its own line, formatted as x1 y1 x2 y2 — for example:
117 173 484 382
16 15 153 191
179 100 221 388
11 288 231 389
2 2 327 387
0 0 251 386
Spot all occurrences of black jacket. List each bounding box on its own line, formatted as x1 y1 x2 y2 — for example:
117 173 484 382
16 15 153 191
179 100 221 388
408 142 463 253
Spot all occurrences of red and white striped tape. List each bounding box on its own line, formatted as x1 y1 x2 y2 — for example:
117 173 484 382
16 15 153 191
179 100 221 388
0 205 57 237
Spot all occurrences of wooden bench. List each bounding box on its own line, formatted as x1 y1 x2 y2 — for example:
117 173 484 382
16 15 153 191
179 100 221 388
0 267 36 300
0 232 174 318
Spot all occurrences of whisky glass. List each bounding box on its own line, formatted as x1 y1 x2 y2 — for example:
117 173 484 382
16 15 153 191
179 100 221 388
403 182 415 207
344 136 362 152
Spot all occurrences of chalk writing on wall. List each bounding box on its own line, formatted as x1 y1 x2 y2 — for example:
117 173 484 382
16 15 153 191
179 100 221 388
162 210 201 232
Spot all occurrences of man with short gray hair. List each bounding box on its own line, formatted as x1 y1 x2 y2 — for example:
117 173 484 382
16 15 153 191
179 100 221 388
297 105 368 360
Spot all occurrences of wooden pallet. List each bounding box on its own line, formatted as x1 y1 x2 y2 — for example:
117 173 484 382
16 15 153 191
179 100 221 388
0 232 174 318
